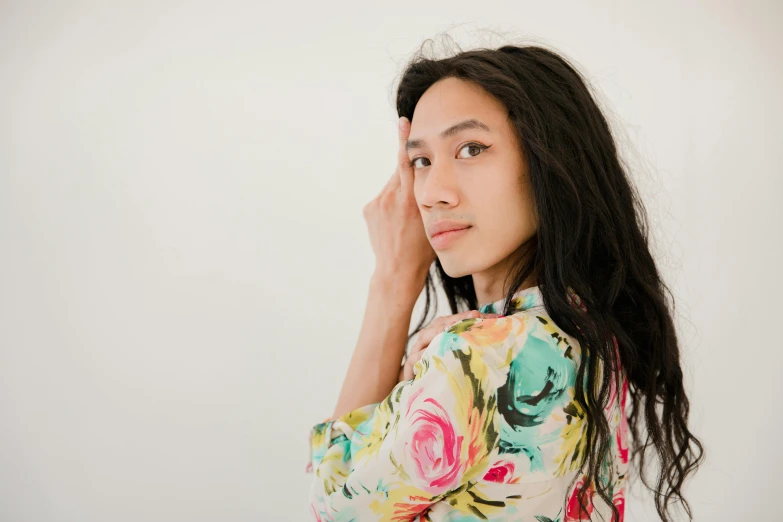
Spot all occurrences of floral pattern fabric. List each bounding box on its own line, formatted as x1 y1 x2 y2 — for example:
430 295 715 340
306 285 629 521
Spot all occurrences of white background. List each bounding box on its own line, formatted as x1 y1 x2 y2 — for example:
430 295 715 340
1 1 780 520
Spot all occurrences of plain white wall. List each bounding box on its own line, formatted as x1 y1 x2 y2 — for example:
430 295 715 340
1 1 780 520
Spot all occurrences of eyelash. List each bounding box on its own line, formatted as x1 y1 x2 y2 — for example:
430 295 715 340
409 142 491 169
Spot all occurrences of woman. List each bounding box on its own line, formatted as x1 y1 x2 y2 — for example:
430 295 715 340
306 43 703 522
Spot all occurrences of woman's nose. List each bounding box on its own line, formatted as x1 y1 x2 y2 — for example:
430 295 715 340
419 163 459 207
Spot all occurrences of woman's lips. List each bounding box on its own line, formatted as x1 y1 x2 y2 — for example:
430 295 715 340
430 226 472 249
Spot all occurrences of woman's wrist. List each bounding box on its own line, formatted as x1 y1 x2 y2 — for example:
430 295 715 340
371 267 427 303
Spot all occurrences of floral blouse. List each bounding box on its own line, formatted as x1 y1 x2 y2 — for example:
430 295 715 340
305 285 629 521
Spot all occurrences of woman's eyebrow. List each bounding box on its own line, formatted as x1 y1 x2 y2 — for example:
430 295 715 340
405 118 492 151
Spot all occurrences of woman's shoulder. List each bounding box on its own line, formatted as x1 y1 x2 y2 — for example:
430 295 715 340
416 307 602 485
510 306 583 363
419 308 581 393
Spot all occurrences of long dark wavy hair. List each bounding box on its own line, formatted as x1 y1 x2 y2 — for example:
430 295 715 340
395 39 704 522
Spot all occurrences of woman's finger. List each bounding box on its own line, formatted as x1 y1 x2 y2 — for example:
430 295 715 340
411 310 500 357
431 310 482 332
381 170 397 195
397 116 413 195
399 310 502 382
403 348 426 381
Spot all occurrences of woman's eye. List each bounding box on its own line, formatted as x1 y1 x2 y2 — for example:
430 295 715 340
409 156 430 169
457 142 489 159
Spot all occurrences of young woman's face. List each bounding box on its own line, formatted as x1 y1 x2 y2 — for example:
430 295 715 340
407 77 537 289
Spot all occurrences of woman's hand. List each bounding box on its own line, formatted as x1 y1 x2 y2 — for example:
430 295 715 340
363 116 436 290
397 310 502 383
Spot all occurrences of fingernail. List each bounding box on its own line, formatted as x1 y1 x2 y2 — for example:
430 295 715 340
398 116 407 129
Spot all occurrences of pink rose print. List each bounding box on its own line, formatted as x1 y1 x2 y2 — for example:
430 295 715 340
564 475 595 521
483 460 516 483
397 387 464 494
